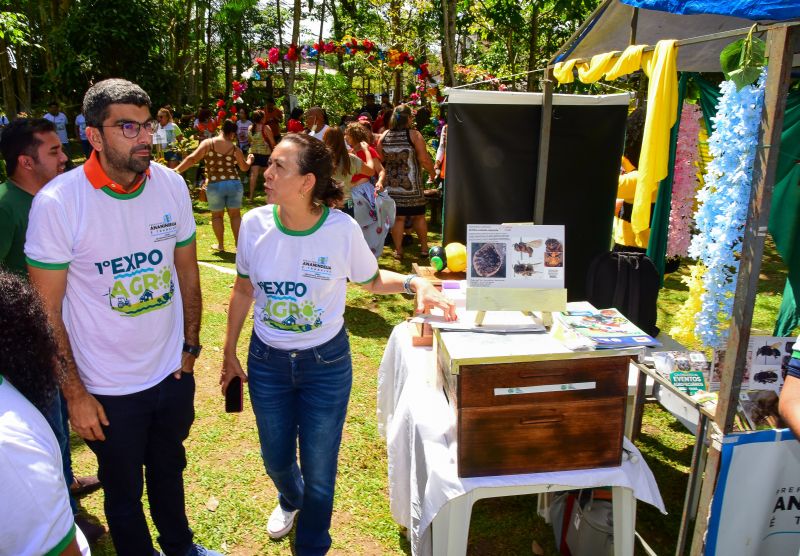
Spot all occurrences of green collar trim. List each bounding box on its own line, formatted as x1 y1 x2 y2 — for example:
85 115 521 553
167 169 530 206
100 178 147 200
273 204 329 236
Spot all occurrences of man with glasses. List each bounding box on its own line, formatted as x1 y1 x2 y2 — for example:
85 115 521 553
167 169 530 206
26 79 219 556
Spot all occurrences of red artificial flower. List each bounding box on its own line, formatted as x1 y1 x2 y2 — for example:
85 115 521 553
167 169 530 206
216 99 226 108
256 57 267 69
217 109 227 120
362 39 374 51
268 47 280 64
323 41 336 54
287 44 298 61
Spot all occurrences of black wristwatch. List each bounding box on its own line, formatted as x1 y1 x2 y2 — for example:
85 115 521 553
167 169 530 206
183 342 202 357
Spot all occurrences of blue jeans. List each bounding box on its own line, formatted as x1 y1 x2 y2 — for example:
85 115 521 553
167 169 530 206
248 326 352 556
44 391 76 514
86 372 196 556
206 179 243 211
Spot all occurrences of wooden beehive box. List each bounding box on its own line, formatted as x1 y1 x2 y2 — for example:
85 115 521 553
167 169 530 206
434 329 631 478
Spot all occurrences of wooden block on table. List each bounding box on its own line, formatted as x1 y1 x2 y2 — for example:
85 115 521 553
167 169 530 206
407 320 433 347
412 264 466 288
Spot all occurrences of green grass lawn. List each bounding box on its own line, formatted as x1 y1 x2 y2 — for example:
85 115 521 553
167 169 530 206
70 191 796 555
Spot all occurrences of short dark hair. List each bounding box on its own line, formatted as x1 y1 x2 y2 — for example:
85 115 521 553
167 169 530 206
0 118 57 176
281 133 343 209
48 101 58 108
290 107 304 120
0 270 62 413
82 78 151 128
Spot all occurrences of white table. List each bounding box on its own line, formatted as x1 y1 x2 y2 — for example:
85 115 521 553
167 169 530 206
377 323 666 556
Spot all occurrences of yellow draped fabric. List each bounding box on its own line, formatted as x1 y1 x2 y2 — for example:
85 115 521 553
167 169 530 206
634 40 677 233
553 40 678 233
576 51 619 83
553 59 580 84
605 45 647 80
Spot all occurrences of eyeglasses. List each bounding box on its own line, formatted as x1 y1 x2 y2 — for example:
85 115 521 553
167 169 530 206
101 119 158 138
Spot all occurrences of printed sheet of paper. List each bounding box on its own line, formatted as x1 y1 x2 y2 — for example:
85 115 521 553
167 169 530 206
466 224 565 288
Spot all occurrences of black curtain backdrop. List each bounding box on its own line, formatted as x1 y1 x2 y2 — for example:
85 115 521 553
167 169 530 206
443 97 627 300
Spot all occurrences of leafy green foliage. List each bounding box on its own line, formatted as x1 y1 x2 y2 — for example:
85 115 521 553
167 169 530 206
0 11 36 48
293 72 361 124
720 26 766 91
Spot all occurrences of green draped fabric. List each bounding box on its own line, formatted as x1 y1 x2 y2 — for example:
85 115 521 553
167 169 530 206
768 95 800 336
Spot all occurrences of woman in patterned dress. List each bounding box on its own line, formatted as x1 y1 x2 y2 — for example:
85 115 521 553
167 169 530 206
376 104 435 260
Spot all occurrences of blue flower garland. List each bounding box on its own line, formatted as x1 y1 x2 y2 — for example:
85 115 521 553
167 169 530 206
687 70 766 349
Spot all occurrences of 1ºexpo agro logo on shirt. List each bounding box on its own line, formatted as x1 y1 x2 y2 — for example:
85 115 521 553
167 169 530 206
256 280 323 332
95 249 175 316
301 256 332 280
149 213 178 242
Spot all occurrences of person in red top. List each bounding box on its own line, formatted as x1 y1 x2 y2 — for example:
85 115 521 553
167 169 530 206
286 107 304 133
263 98 283 141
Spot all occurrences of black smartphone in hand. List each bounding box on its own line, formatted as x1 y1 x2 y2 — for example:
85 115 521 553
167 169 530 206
225 376 243 413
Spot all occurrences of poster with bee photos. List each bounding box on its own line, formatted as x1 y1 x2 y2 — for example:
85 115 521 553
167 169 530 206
466 224 565 289
710 336 796 393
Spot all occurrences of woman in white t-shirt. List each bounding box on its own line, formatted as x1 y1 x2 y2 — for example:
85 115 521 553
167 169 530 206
0 271 90 556
220 133 455 554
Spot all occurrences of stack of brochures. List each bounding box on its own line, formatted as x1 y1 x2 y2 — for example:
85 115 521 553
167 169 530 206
551 305 661 350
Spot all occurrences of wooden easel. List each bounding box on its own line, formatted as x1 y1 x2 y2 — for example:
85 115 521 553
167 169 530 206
466 287 567 328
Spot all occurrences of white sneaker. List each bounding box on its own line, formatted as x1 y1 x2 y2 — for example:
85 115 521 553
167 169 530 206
267 503 299 539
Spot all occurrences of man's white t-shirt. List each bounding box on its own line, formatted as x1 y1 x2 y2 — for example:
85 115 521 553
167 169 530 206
75 114 87 141
25 160 196 395
0 377 90 556
237 205 378 350
44 112 69 144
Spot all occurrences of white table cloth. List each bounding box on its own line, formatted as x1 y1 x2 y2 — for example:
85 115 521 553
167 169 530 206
377 323 667 556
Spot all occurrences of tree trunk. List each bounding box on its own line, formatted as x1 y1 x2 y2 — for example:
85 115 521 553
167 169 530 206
285 0 301 97
276 0 287 94
526 6 538 92
0 36 17 116
509 28 516 91
311 0 326 106
224 42 231 98
441 0 456 87
390 0 402 102
203 5 212 103
14 47 29 112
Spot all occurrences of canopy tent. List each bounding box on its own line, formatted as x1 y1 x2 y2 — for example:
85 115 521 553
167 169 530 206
549 4 799 555
553 0 800 72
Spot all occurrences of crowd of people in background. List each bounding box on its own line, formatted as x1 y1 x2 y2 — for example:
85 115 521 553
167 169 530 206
1 90 448 262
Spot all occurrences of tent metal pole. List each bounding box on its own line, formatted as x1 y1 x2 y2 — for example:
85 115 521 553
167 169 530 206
534 65 554 224
689 23 796 556
562 22 797 66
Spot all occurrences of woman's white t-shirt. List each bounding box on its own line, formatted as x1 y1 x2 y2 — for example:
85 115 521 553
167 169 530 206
237 204 378 350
